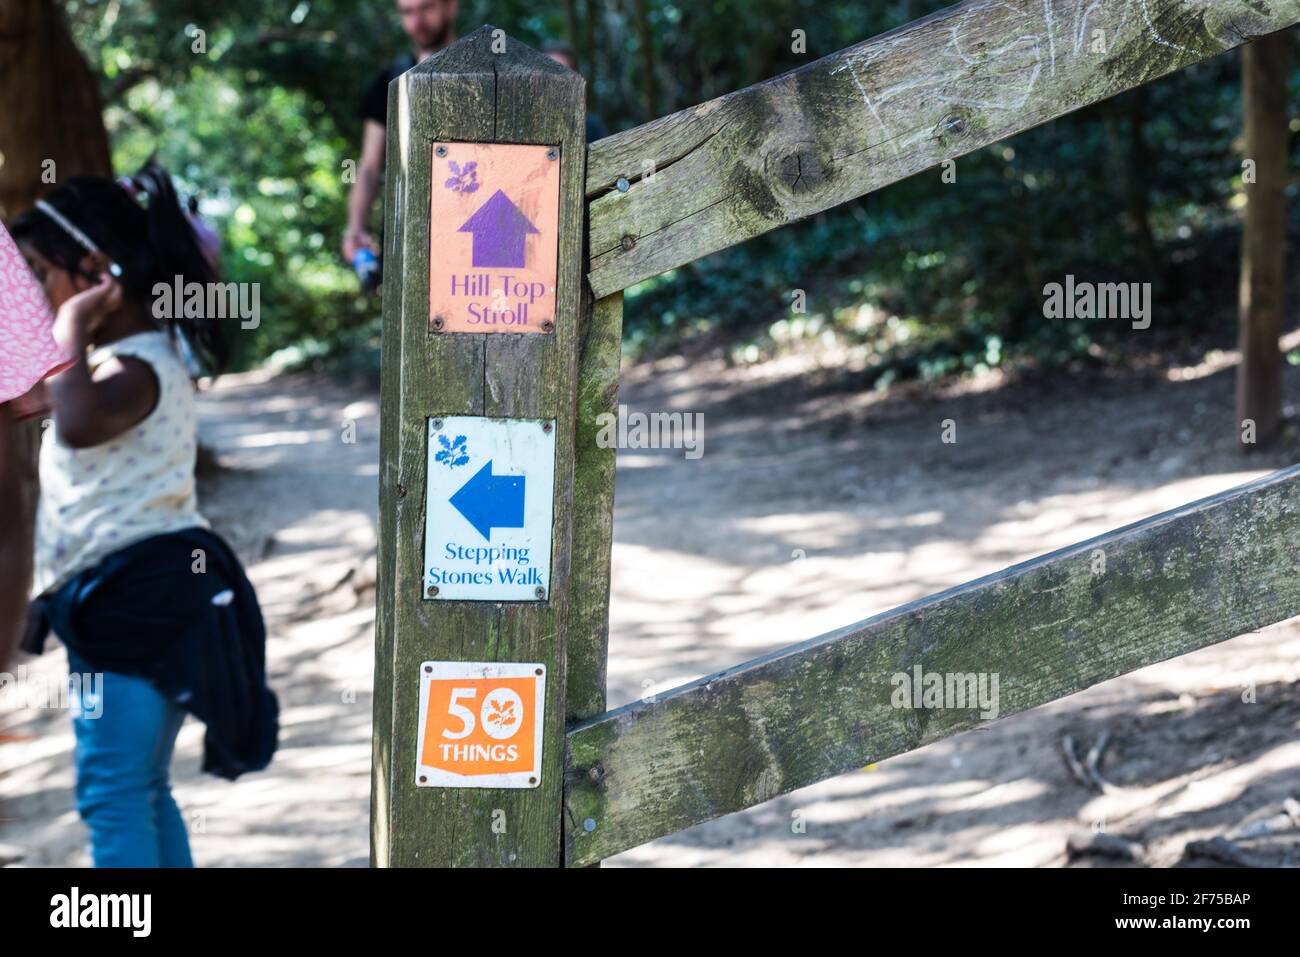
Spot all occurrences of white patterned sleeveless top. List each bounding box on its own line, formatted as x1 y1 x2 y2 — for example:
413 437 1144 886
34 331 208 596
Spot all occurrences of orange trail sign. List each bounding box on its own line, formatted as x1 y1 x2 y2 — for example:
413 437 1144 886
415 662 546 788
428 142 561 334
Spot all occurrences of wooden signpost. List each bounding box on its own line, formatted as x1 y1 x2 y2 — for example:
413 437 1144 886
371 27 590 867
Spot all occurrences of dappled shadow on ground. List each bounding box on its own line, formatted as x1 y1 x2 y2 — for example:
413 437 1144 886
604 354 1299 706
0 369 378 868
2 349 1297 867
612 657 1300 868
600 349 1300 866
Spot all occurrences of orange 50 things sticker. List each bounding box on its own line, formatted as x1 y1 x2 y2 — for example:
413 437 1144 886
428 142 560 334
415 662 546 788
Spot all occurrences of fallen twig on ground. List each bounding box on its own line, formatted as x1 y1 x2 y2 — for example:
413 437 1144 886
1182 836 1293 868
1084 731 1119 794
1062 732 1119 794
1066 830 1145 863
1061 734 1091 789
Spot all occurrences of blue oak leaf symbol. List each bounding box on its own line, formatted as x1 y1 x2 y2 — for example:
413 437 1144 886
435 434 470 468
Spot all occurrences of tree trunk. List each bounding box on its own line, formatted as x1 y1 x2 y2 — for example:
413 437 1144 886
0 0 111 221
0 0 110 611
1237 30 1293 452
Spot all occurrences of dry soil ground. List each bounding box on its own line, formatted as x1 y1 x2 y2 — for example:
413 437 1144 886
2 343 1299 867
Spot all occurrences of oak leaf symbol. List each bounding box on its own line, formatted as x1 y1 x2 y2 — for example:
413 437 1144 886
435 433 470 468
444 160 480 194
486 697 517 727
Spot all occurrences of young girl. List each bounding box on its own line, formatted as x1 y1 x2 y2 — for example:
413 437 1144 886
11 163 278 868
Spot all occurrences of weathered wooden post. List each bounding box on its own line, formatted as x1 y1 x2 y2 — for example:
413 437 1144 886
371 26 594 867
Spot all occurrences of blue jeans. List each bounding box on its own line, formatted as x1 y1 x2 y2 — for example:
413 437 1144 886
66 648 194 867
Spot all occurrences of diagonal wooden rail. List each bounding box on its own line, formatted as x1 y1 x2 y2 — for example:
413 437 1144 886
563 465 1300 865
583 0 1300 298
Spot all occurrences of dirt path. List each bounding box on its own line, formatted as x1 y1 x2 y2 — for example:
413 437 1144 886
3 350 1298 867
1 371 379 867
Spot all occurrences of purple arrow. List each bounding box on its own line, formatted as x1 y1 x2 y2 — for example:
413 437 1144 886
458 189 540 268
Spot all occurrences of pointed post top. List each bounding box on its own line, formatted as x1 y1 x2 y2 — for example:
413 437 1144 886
411 24 579 78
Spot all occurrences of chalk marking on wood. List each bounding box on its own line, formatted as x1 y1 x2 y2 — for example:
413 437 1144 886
1138 0 1195 53
830 56 902 160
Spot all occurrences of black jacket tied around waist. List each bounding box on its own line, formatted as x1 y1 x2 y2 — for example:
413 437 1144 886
26 527 278 781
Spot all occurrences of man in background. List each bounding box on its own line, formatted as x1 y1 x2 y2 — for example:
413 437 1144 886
342 0 459 264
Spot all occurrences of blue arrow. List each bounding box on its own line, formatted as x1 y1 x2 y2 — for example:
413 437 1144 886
449 460 525 541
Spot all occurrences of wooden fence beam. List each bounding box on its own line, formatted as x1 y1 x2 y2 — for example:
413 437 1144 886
584 0 1300 298
371 26 586 867
564 464 1300 865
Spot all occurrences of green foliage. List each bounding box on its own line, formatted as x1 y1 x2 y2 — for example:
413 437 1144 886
66 0 408 367
112 68 370 365
62 0 1295 377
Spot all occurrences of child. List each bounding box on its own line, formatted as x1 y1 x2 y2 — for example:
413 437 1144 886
11 163 278 868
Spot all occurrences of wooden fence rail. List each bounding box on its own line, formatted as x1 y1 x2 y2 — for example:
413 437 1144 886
564 464 1300 865
584 0 1300 298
